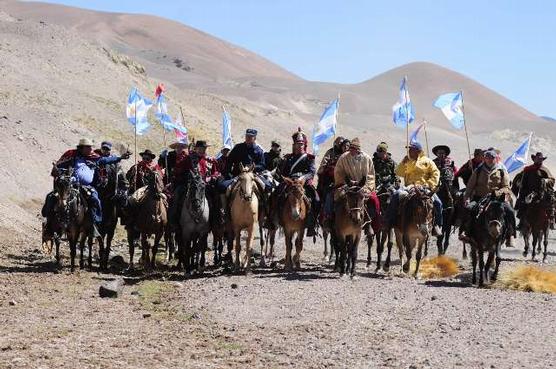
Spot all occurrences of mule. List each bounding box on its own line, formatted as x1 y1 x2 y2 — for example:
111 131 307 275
521 191 550 262
179 169 211 274
394 185 434 277
334 179 367 278
373 183 397 272
126 170 168 270
229 163 259 273
279 177 309 271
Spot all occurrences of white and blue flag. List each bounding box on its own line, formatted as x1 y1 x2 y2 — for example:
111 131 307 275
126 87 153 135
409 122 425 145
433 92 465 129
312 98 339 154
504 133 533 173
392 76 415 127
155 94 175 131
222 108 233 149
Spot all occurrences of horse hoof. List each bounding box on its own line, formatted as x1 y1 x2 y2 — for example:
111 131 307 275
340 274 349 281
522 251 528 257
350 275 358 281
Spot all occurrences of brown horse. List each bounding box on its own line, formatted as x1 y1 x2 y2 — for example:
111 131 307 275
126 170 168 270
229 163 259 273
394 185 434 277
372 183 397 272
334 179 367 278
521 191 550 262
279 177 309 271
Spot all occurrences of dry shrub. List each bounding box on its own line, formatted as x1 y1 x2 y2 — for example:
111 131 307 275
411 256 460 279
495 265 556 294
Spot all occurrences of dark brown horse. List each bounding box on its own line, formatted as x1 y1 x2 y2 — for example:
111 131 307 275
279 177 309 271
372 182 397 272
521 191 550 262
394 185 434 277
334 179 367 278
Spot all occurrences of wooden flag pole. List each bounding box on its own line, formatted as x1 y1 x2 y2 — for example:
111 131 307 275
422 118 430 157
404 76 410 157
460 90 472 162
133 98 138 192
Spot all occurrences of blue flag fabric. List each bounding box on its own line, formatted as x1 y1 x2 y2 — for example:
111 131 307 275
392 77 415 127
433 92 465 129
126 88 153 135
155 94 176 131
312 98 339 154
409 122 424 145
222 109 233 149
504 133 533 173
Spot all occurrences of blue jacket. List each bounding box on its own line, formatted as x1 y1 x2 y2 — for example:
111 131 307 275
224 142 266 177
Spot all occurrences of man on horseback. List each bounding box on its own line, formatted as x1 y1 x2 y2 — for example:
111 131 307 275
386 141 442 236
462 149 516 245
43 138 131 236
373 142 398 188
216 144 231 174
432 145 458 191
126 149 163 191
333 137 378 226
454 148 484 187
317 136 349 227
515 152 555 230
264 140 283 172
276 128 319 237
158 141 189 185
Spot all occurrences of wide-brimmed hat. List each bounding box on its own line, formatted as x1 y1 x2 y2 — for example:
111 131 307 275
194 140 211 148
407 141 423 151
350 137 361 149
169 141 188 149
221 144 232 151
432 145 451 156
531 152 547 161
245 128 258 137
77 138 94 147
473 148 484 156
376 142 388 152
334 136 346 146
139 149 156 159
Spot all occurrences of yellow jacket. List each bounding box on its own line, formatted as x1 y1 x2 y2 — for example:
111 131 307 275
395 152 440 190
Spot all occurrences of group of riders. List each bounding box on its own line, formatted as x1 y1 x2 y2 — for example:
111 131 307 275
42 127 555 258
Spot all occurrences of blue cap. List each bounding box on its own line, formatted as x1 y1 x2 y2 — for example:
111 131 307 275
245 128 258 137
408 141 423 151
101 141 112 149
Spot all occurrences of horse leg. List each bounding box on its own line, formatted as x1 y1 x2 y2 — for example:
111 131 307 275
402 234 412 274
244 226 254 274
105 228 115 271
471 247 477 285
259 229 267 268
151 231 163 270
127 230 135 270
523 230 530 257
492 244 502 281
384 231 393 272
141 233 150 270
233 231 241 272
366 232 373 269
293 231 303 270
375 232 383 272
478 249 485 287
414 238 423 278
70 239 76 272
284 231 293 272
79 234 85 269
87 236 93 268
339 236 347 277
351 235 360 278
462 242 468 260
443 224 451 254
484 251 494 283
323 230 329 260
531 232 538 261
543 229 548 263
54 235 61 267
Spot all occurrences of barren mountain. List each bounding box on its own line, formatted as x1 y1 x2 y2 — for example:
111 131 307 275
0 0 554 237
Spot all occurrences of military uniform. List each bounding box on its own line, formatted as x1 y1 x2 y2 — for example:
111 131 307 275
373 152 397 188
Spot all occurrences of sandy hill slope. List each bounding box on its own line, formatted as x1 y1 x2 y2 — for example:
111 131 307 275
0 0 554 238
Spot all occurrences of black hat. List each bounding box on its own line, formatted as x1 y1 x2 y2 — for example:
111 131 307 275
271 140 281 148
473 148 484 156
245 128 258 137
195 140 211 148
432 145 451 156
139 149 156 159
531 152 547 161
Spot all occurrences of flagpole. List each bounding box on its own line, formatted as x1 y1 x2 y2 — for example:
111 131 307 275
422 118 430 157
404 76 410 157
133 98 138 192
460 90 472 162
335 92 340 139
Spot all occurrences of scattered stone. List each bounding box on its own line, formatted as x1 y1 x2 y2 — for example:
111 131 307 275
130 290 140 296
431 295 438 301
8 300 16 306
143 313 151 318
99 278 124 298
231 283 238 289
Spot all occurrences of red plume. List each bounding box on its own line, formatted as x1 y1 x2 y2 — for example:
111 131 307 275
155 83 165 97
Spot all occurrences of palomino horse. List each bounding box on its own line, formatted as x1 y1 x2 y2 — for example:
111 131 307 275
96 162 127 271
334 179 367 278
461 194 507 286
52 167 97 271
126 170 168 270
521 191 550 262
179 169 210 274
394 185 434 277
372 182 397 272
279 177 309 271
229 163 259 273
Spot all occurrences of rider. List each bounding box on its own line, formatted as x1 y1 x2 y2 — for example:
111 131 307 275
515 152 555 230
386 141 442 236
276 128 319 237
264 140 283 172
126 149 163 192
373 142 398 188
158 141 189 185
462 149 516 245
216 144 232 175
44 138 130 235
454 148 484 187
333 137 378 227
169 140 220 227
432 145 459 191
317 136 349 227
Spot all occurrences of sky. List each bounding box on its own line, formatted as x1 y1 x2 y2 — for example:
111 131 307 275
42 0 556 118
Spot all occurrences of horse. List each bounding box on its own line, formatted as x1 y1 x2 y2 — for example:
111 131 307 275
210 190 230 266
229 163 259 273
334 179 367 278
461 193 507 286
52 167 96 271
521 191 550 262
126 169 168 270
394 185 434 277
179 169 210 274
96 162 127 271
279 177 309 271
259 169 279 266
317 183 337 265
452 190 469 260
436 167 457 255
372 182 397 272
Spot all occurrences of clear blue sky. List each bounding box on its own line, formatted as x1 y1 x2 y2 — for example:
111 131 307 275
43 0 556 118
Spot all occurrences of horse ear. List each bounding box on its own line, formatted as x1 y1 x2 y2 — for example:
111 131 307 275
284 177 292 185
239 163 245 171
249 163 255 172
270 168 277 176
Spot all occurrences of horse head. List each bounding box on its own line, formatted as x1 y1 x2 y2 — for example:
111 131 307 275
54 168 74 209
483 193 507 239
342 177 367 225
187 168 206 214
283 177 306 220
145 169 164 195
405 185 434 231
237 164 256 202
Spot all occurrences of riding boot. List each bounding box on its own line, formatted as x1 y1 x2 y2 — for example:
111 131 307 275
305 211 317 237
432 225 441 237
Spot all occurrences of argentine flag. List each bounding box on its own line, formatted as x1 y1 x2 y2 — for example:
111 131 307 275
433 92 465 129
312 98 339 154
126 87 153 135
222 109 233 149
504 133 533 173
409 122 425 145
155 94 176 131
392 76 415 127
